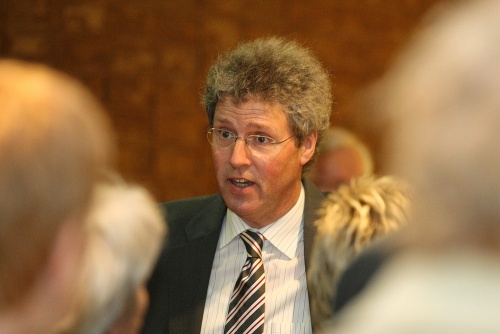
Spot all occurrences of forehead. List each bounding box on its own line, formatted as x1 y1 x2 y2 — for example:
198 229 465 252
214 97 289 130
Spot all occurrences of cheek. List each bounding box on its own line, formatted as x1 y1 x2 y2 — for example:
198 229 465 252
266 150 301 177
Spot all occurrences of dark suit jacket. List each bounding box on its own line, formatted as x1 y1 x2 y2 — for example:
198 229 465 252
141 179 325 334
334 235 400 314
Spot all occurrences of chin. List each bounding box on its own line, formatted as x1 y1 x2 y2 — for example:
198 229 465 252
225 198 255 216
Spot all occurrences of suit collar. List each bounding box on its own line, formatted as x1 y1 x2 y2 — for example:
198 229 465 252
196 180 324 264
185 194 227 241
302 178 325 265
221 184 307 259
183 180 324 247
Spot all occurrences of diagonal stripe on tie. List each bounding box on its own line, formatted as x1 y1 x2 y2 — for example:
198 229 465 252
224 230 266 334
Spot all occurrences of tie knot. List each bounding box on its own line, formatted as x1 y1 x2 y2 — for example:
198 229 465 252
240 230 264 258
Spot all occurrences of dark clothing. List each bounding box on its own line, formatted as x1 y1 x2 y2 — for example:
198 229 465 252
333 240 397 314
142 179 325 334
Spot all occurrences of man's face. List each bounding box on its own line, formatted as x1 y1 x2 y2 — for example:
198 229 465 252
211 97 317 228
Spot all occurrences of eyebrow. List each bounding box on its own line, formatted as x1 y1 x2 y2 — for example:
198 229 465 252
213 119 271 132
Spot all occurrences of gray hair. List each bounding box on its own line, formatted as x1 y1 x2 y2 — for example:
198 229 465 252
202 36 333 170
60 181 166 333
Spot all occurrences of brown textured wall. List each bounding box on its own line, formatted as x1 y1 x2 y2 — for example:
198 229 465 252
1 0 441 202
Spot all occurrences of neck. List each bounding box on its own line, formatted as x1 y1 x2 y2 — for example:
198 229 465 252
242 182 303 229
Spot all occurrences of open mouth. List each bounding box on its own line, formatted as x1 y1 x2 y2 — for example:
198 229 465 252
231 179 254 187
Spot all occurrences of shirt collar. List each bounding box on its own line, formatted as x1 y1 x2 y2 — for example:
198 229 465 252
220 183 305 260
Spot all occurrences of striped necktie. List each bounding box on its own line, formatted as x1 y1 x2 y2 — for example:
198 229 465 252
224 230 266 334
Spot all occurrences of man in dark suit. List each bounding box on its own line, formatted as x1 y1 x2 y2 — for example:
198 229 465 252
142 36 333 334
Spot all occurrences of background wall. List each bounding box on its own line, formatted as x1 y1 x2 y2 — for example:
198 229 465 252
1 0 441 202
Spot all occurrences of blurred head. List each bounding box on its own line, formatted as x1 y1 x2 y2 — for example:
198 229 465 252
310 127 374 192
61 181 166 334
308 175 410 327
378 0 500 250
0 59 114 313
203 37 332 227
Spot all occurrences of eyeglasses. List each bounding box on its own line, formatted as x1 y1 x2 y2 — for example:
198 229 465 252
206 128 295 153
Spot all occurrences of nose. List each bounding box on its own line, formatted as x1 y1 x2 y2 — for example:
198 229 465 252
229 138 251 167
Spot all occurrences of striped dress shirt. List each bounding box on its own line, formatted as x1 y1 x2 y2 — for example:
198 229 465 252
200 185 312 334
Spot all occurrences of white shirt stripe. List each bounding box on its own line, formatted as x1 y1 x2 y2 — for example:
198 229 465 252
201 185 312 334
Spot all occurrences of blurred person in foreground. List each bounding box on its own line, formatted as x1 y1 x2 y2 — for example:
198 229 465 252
309 127 374 192
0 59 114 333
58 180 166 334
307 175 410 330
143 36 333 334
324 0 500 332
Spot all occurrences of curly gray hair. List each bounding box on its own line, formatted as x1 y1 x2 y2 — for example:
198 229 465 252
202 36 333 170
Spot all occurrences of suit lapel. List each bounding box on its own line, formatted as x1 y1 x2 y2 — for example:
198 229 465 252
301 179 326 334
302 178 325 268
168 195 227 334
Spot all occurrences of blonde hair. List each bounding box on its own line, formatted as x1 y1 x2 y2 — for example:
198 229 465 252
308 176 411 328
0 60 114 308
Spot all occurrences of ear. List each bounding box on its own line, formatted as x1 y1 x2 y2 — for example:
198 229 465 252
300 131 317 166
